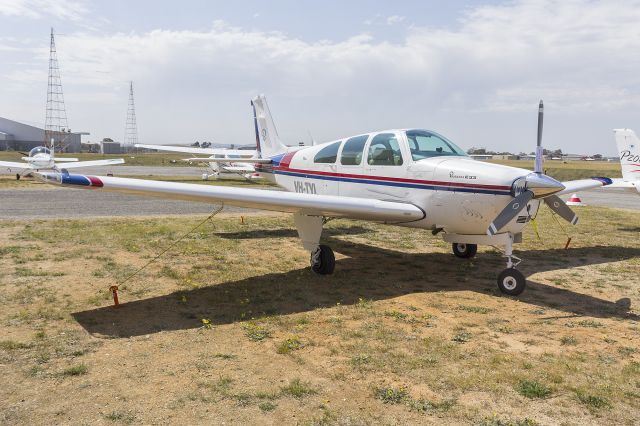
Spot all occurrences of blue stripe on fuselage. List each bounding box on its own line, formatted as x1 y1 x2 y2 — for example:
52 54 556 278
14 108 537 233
272 169 511 196
61 174 90 186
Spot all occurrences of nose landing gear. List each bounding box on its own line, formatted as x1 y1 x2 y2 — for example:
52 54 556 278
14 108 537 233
444 232 527 296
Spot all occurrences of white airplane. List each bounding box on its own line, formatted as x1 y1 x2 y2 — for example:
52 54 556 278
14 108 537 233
0 144 125 180
38 97 612 295
607 129 640 194
134 143 265 180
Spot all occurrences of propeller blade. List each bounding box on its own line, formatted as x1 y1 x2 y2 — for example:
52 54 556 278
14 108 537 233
544 194 578 225
487 190 534 235
19 151 29 156
535 100 544 174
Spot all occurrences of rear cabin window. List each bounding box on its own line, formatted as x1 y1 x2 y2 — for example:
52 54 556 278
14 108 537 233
367 133 404 166
340 135 369 165
313 141 341 163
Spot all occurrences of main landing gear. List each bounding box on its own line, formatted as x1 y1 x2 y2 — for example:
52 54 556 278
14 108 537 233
445 232 527 296
311 245 335 275
452 242 477 258
293 213 336 276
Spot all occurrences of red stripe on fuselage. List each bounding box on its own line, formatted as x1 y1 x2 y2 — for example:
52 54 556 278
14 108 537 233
273 166 511 190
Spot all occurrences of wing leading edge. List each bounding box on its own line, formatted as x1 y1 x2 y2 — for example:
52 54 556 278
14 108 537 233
37 172 425 223
556 177 613 195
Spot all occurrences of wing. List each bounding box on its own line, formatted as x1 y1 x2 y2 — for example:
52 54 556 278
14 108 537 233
181 157 272 163
56 159 125 169
556 177 613 195
604 178 636 189
37 172 425 223
221 165 256 172
55 158 79 162
0 160 30 169
135 144 220 155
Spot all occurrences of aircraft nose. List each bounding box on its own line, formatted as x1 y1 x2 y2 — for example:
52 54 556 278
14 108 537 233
524 173 565 198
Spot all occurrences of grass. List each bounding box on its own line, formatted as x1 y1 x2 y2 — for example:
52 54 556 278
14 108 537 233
0 207 638 424
61 364 88 376
516 380 552 399
576 391 611 410
242 321 272 341
276 336 305 354
104 411 136 423
280 378 317 399
373 385 409 404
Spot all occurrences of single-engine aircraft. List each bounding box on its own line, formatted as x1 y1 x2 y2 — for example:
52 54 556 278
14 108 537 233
0 143 125 180
603 129 640 194
134 143 262 180
38 96 612 295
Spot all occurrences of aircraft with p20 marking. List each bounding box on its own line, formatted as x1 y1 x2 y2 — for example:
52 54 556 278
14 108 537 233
38 96 611 295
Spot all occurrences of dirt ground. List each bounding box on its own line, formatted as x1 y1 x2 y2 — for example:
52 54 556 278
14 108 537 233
0 206 638 425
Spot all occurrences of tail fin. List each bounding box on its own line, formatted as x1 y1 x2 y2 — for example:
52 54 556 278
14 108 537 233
614 129 640 181
251 94 288 158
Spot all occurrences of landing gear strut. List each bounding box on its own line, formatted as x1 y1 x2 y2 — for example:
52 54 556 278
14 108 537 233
310 244 335 275
498 234 526 295
452 243 477 258
444 232 527 296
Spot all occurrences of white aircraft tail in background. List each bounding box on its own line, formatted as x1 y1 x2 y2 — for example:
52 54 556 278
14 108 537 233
251 94 290 158
610 129 640 193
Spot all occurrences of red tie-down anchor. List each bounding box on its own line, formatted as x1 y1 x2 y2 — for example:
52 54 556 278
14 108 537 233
109 285 120 307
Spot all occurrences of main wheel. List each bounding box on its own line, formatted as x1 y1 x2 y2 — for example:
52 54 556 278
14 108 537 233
497 268 526 295
452 243 477 258
16 174 20 181
310 244 335 275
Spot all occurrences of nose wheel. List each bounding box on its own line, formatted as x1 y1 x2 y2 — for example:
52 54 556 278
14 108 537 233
452 243 477 258
310 244 335 275
497 268 526 295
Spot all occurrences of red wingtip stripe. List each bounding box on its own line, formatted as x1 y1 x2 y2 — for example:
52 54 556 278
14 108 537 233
87 176 104 187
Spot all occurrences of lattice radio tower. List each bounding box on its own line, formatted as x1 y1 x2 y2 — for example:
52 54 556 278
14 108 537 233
124 81 138 147
44 28 69 149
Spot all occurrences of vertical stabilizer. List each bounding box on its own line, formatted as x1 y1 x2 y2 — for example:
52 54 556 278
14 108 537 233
251 94 288 158
614 129 640 181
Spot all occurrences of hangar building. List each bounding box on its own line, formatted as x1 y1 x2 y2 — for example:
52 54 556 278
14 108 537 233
0 117 82 152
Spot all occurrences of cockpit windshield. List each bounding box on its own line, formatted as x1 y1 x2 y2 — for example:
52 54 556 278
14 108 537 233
406 130 467 161
29 146 51 157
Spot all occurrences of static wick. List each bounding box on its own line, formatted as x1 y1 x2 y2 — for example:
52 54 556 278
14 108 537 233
109 285 119 307
564 237 572 250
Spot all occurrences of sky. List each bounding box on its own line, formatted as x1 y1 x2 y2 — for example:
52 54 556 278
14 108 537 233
1 0 640 155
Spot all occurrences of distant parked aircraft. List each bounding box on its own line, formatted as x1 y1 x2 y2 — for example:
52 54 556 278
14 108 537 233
134 144 266 180
603 129 640 194
0 143 124 180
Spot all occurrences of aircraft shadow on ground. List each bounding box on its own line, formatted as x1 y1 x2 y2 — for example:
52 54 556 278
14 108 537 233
73 235 640 338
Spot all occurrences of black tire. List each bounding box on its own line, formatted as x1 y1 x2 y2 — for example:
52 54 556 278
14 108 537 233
311 244 335 275
497 268 526 295
452 243 477 258
16 174 20 181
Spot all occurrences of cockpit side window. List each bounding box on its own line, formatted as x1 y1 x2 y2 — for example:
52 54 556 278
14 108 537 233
340 135 368 165
313 141 341 164
367 133 404 166
406 130 466 161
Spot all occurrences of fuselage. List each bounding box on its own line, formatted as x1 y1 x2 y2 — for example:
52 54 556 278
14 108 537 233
256 129 540 235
